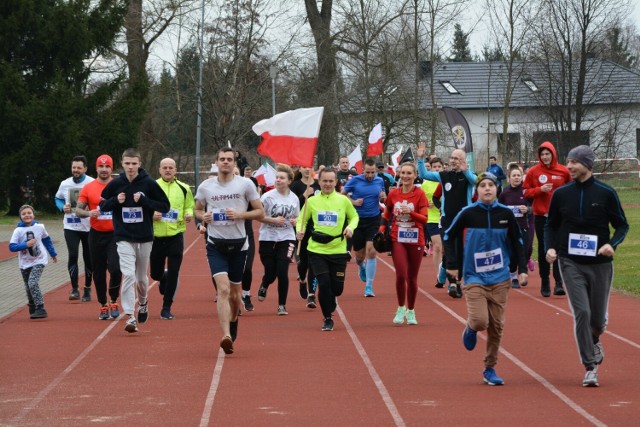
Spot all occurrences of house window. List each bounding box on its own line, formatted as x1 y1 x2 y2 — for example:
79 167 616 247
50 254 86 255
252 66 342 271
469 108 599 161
440 81 460 94
523 79 539 92
497 133 521 162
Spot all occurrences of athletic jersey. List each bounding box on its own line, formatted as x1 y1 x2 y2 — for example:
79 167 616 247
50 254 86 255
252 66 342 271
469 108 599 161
195 175 260 251
259 189 300 242
55 175 94 232
343 174 385 218
296 190 359 255
383 186 429 246
420 180 441 225
10 223 56 269
78 179 113 232
153 178 195 237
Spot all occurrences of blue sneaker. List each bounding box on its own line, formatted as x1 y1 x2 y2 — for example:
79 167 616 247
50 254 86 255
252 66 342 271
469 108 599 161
358 262 367 283
462 325 477 351
483 368 504 386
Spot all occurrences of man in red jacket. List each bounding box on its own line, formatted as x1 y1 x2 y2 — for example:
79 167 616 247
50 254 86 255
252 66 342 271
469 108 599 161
523 141 571 297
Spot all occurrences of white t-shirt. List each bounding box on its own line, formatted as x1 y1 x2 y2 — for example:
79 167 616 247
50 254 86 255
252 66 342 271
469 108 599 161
10 224 51 269
55 176 94 232
259 189 300 242
195 176 260 251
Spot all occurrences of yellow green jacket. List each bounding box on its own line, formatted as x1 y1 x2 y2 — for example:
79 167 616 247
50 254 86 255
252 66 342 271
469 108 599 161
296 190 359 255
153 178 195 237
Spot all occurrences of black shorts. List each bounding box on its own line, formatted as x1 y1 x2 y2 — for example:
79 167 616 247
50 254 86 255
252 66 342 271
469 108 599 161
352 215 381 251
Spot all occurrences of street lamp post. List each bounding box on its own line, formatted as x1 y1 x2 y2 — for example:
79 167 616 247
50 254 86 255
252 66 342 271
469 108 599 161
194 0 205 190
269 64 277 116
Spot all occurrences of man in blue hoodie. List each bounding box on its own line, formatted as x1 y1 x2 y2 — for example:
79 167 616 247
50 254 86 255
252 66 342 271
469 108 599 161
100 148 170 333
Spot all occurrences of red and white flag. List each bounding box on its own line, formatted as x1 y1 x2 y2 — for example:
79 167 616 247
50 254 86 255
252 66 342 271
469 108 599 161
391 145 403 170
253 107 324 168
348 144 363 174
253 162 277 186
366 123 383 157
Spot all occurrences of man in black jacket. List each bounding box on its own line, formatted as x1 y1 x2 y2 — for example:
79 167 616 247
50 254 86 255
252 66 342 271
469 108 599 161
545 145 628 387
100 148 170 333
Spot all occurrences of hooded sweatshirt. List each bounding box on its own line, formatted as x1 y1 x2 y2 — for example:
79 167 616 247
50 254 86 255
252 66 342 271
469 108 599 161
523 141 571 216
100 168 170 243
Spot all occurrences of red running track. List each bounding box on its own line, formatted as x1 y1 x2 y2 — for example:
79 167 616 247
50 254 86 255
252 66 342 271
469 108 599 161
1 225 639 426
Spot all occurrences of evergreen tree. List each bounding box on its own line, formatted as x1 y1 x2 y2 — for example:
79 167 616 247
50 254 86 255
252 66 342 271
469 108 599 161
0 0 132 214
606 27 636 68
450 23 472 62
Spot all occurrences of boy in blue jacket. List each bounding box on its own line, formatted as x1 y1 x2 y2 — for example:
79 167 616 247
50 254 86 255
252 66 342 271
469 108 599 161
444 172 528 385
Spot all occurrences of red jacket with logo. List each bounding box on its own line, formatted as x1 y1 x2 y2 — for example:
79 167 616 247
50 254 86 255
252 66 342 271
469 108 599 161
523 141 571 216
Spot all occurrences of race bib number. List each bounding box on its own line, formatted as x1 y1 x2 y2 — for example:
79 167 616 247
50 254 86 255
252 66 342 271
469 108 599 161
212 208 232 225
97 211 112 220
568 233 598 257
508 205 523 218
397 227 419 243
66 216 81 224
161 208 179 223
122 207 143 223
317 211 338 227
474 248 504 273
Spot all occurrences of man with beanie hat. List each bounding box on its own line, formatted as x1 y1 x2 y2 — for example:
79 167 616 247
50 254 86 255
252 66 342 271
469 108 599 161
545 144 628 387
55 155 94 301
523 141 571 297
444 171 528 385
76 155 122 320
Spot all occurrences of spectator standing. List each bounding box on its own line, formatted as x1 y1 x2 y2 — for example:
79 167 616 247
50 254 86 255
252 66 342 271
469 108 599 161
76 155 122 319
523 141 571 297
55 155 94 301
486 155 507 194
149 158 195 320
9 205 58 319
545 145 628 387
100 149 170 333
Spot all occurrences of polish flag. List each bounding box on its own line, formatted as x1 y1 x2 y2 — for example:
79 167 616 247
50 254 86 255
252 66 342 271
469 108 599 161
391 145 403 169
348 144 363 174
253 107 324 168
366 123 383 156
253 162 277 186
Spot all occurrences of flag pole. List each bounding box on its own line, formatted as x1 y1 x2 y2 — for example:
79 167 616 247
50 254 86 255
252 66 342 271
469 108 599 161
296 176 313 256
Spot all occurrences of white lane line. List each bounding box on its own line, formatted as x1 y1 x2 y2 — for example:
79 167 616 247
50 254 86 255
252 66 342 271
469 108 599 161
12 233 203 424
336 305 406 427
11 320 122 425
516 289 640 349
377 255 607 427
199 350 226 427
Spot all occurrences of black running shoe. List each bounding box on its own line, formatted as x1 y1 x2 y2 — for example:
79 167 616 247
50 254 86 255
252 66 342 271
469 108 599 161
81 286 92 302
322 317 334 331
230 318 238 342
257 286 267 302
242 295 254 311
138 303 148 323
306 294 317 309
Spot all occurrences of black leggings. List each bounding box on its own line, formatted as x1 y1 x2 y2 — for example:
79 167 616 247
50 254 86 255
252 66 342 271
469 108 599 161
295 230 316 293
535 215 561 285
308 253 347 318
89 229 121 305
242 228 255 292
64 229 92 289
150 233 184 308
259 240 296 305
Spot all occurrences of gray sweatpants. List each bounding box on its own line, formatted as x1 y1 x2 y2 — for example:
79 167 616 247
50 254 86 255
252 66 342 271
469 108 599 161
558 257 613 370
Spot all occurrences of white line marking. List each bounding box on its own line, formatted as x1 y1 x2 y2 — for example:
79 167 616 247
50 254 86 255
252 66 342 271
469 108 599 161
336 305 406 427
12 233 203 424
199 350 226 427
377 255 607 427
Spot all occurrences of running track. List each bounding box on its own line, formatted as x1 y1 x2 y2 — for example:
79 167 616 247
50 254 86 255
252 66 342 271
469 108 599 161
1 225 639 426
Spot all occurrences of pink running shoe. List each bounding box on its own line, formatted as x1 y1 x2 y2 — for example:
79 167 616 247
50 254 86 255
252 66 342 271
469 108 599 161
527 258 535 272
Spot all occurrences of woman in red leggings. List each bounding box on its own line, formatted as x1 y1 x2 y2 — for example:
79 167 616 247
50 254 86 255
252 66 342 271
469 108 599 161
380 162 428 325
